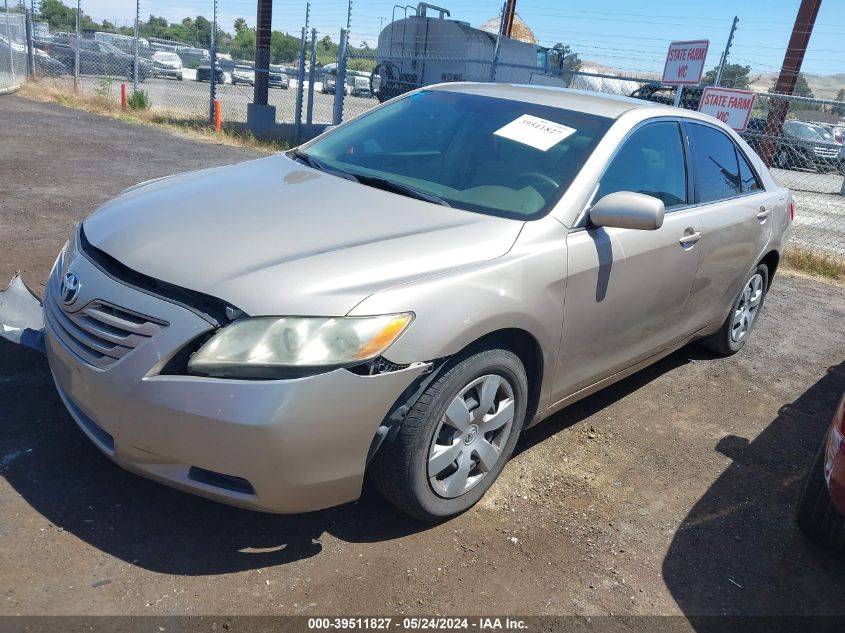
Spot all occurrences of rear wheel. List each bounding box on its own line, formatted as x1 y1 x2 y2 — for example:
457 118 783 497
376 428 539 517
700 263 768 356
796 437 845 550
369 348 528 521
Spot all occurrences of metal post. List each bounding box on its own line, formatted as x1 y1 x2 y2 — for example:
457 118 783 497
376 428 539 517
25 8 34 77
306 28 317 133
293 27 307 143
333 28 348 125
73 0 79 90
714 17 738 87
3 1 15 84
132 0 139 92
209 0 217 123
490 1 505 82
673 85 684 108
346 0 352 31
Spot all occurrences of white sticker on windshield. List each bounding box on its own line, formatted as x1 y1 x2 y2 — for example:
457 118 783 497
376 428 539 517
493 114 576 151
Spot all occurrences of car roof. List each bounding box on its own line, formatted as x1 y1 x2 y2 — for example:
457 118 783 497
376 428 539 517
430 82 661 119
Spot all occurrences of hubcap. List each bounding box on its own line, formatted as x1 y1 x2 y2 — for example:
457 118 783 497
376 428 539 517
427 374 515 499
730 273 764 343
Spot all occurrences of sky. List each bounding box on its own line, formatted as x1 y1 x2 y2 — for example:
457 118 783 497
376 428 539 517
68 0 845 77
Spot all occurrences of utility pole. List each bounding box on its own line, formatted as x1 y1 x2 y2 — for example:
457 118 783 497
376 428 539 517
714 16 738 87
378 17 385 33
133 0 139 92
761 0 822 166
346 0 352 32
502 0 516 38
304 2 310 33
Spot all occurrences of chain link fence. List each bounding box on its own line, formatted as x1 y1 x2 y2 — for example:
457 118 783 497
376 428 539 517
6 3 844 261
0 10 26 93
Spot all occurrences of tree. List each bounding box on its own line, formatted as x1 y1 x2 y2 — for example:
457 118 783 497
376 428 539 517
233 18 248 34
550 43 581 73
321 35 333 52
702 63 752 89
38 0 99 32
360 41 370 49
833 88 845 116
769 73 814 98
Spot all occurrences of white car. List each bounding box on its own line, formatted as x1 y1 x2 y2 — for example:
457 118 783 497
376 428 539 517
232 65 256 86
152 51 183 81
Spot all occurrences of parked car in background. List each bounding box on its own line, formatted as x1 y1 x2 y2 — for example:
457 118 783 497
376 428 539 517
269 66 289 89
231 65 255 86
834 126 845 145
42 36 152 81
151 51 183 80
743 118 845 175
196 63 225 84
797 390 845 550
0 34 64 77
629 83 703 110
321 71 345 95
351 75 372 98
42 85 791 521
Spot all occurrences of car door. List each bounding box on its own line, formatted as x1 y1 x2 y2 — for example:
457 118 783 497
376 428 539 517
682 121 775 331
554 120 702 400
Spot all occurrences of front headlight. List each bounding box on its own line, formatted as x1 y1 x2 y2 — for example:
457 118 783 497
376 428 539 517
187 313 413 378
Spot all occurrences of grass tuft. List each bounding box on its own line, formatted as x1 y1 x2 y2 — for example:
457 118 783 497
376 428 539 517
782 247 845 281
18 78 288 154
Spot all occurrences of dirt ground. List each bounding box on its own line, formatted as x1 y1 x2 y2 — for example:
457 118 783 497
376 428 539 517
1 95 844 622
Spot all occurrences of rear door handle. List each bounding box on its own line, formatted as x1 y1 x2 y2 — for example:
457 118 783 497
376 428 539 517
756 206 771 221
679 231 702 246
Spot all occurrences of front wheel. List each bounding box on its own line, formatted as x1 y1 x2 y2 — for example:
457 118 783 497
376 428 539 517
700 263 768 355
369 348 528 521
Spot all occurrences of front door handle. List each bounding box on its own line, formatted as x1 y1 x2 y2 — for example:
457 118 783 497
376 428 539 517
756 206 771 221
679 231 702 246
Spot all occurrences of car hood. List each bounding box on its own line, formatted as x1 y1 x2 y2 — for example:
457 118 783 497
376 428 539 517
82 155 524 316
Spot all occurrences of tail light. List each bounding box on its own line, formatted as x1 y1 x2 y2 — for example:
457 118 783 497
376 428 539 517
787 196 795 222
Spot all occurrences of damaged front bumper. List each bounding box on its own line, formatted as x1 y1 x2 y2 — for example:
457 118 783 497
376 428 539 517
0 273 45 352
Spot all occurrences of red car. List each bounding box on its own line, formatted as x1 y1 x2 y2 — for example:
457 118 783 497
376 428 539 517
797 392 845 549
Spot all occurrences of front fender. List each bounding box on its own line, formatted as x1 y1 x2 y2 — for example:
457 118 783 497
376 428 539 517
348 219 568 412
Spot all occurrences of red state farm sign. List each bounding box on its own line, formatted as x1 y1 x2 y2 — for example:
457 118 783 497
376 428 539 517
698 87 756 131
662 40 709 85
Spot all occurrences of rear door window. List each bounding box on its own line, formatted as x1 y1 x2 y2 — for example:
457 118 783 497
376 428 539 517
686 123 742 203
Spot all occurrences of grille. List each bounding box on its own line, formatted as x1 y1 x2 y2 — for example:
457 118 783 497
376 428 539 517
812 146 838 158
45 284 166 369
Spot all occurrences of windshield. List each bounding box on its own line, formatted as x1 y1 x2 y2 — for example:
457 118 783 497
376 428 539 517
303 90 612 219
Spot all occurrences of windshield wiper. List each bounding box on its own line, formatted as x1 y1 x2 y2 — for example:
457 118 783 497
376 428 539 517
289 149 359 182
351 174 451 207
289 150 450 206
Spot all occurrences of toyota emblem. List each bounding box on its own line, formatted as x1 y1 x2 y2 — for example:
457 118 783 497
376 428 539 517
60 271 81 306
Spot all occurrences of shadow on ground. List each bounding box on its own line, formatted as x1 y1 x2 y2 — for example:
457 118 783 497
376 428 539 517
1 336 709 577
663 361 845 620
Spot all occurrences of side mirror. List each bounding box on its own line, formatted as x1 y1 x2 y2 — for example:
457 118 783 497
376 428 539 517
589 191 665 231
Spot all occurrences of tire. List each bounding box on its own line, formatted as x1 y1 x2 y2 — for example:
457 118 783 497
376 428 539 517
700 263 769 356
369 348 528 521
796 437 845 550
